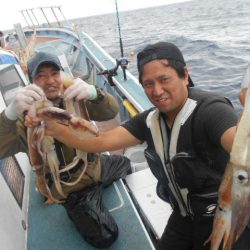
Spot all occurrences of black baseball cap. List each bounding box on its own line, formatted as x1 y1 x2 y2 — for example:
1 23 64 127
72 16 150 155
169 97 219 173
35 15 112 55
27 52 63 81
137 42 194 87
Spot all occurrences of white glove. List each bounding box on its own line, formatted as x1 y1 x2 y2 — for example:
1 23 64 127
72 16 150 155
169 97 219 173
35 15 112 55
63 78 97 101
5 84 45 120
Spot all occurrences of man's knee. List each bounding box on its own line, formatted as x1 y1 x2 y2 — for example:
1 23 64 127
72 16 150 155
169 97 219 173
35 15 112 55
112 155 131 171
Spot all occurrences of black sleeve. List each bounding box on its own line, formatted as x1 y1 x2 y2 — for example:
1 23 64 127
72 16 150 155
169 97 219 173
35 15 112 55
121 109 152 142
200 100 238 145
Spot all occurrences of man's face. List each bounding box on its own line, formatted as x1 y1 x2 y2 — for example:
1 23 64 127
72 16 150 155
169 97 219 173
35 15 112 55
141 59 189 119
33 64 62 101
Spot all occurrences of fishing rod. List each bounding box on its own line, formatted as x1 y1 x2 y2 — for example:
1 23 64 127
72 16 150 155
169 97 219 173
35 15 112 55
115 0 128 80
98 0 128 82
97 1 139 117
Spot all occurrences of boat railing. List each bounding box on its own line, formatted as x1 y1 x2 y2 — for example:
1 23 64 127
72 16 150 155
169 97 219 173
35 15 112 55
20 6 72 30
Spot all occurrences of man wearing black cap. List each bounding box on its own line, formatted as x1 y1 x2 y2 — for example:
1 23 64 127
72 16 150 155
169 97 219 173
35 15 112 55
0 51 131 248
26 43 250 249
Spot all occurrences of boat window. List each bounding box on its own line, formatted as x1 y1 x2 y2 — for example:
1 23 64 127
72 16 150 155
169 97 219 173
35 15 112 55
0 65 25 106
71 51 90 78
0 157 25 208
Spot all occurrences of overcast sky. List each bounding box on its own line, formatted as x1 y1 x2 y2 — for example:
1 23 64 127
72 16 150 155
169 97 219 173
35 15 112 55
1 0 190 31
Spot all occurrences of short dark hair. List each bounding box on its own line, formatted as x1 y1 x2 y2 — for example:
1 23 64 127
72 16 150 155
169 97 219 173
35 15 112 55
137 41 194 87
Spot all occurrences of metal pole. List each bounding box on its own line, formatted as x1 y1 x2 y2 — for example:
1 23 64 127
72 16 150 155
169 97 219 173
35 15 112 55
26 9 35 28
51 7 61 27
30 8 40 27
20 10 31 28
58 6 71 28
40 8 51 27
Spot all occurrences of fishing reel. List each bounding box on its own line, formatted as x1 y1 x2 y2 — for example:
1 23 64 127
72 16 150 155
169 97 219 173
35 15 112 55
117 56 129 81
117 57 129 70
98 56 129 86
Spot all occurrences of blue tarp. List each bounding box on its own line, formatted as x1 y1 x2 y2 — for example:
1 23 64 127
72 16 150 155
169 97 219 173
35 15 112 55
0 53 18 65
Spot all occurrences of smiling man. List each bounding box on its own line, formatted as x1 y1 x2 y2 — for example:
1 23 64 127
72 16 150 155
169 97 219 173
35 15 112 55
0 51 131 248
28 42 250 249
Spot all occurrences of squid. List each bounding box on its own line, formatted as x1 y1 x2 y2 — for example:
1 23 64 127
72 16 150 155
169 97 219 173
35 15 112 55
27 74 98 204
206 88 250 249
27 100 98 204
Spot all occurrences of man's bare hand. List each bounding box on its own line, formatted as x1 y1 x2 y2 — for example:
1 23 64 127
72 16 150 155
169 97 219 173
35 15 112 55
24 115 42 128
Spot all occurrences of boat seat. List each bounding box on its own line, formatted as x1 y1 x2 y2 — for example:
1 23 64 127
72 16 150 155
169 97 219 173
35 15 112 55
124 143 148 173
125 168 172 239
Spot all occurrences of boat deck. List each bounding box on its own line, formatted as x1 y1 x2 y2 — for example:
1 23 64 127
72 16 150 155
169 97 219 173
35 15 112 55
27 171 155 250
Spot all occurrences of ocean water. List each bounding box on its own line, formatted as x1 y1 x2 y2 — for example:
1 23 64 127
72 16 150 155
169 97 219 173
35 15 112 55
72 0 250 113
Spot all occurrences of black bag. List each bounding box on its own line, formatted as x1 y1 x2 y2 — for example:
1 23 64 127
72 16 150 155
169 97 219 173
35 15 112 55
188 192 218 222
63 184 118 248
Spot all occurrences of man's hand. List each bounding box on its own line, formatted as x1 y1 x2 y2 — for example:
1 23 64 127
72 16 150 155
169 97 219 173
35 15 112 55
24 113 62 136
5 84 45 120
239 87 248 107
24 115 43 128
63 78 97 101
